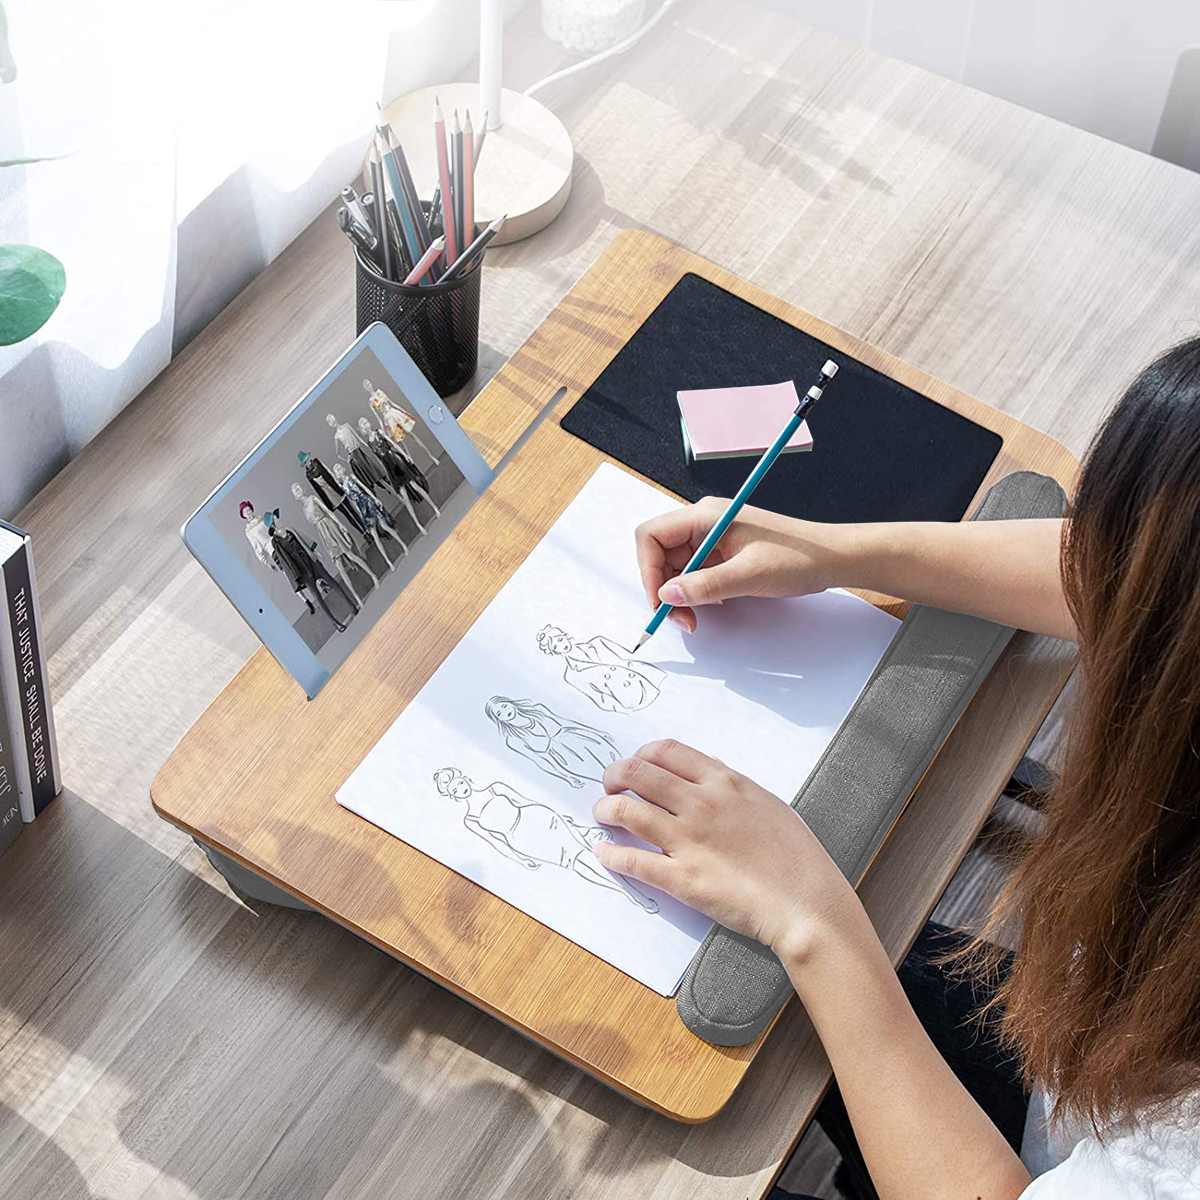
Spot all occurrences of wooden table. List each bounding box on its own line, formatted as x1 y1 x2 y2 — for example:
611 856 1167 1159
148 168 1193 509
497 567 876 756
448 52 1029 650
5 3 1200 1197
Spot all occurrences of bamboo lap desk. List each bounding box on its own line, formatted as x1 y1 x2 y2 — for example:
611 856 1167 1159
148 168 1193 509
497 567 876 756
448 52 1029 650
151 231 1077 1122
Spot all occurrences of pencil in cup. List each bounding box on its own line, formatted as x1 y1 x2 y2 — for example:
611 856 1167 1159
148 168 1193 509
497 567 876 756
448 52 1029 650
353 204 484 396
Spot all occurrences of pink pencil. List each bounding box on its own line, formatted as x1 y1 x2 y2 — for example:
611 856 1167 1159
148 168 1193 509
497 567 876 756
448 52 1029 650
463 110 475 242
433 96 458 264
403 235 446 286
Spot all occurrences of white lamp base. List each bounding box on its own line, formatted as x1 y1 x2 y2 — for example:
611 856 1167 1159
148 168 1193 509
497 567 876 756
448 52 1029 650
382 84 573 246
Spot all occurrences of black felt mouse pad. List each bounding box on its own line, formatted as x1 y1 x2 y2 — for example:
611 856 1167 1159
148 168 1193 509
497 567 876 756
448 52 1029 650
560 273 1002 523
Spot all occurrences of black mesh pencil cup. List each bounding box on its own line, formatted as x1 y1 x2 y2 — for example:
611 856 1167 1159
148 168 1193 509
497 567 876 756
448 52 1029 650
355 247 481 397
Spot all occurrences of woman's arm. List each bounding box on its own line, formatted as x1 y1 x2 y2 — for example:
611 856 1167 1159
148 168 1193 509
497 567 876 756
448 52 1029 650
636 501 1075 640
840 518 1073 639
780 906 1031 1200
593 741 1032 1200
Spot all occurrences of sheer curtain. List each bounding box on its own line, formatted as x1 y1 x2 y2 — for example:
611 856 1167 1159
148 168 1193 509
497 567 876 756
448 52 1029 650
0 1 400 517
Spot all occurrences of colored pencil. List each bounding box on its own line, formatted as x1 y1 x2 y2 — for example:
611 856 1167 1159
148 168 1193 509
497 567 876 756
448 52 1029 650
463 110 475 241
375 127 421 267
433 96 458 265
451 110 465 253
385 196 413 274
440 214 506 281
403 236 446 286
368 145 393 279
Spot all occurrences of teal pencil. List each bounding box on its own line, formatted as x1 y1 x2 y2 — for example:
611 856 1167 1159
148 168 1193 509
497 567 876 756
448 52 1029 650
633 360 840 652
375 126 422 266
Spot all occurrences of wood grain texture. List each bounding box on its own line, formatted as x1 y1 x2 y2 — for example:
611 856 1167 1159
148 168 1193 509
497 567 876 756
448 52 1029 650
150 229 1078 1124
7 0 1200 1194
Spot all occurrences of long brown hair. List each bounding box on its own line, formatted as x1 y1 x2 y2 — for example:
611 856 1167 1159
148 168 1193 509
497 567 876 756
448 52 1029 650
982 337 1200 1127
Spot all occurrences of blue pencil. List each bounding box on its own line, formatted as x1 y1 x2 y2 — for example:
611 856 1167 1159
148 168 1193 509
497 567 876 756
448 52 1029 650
633 359 840 652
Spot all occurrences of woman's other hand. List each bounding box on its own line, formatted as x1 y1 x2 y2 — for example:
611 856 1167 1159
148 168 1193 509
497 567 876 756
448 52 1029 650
591 739 861 964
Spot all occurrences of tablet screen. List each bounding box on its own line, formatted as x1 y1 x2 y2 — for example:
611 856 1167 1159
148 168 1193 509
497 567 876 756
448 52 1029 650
182 324 492 697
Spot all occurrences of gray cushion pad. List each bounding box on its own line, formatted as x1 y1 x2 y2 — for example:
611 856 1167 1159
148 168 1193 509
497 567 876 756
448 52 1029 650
676 470 1068 1045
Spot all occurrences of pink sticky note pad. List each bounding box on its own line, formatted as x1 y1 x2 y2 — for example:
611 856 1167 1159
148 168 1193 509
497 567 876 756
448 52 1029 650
677 380 814 462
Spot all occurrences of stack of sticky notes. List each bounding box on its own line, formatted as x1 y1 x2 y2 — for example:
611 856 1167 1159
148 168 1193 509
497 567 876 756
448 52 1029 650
677 380 814 463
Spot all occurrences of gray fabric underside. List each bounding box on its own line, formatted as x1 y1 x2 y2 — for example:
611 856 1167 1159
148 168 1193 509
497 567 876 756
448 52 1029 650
676 471 1068 1045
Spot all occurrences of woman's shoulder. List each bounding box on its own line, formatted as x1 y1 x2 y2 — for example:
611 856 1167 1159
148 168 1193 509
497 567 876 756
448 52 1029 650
1024 1096 1200 1198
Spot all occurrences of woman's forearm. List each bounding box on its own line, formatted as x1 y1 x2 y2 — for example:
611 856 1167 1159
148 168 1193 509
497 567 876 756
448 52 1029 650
832 518 1074 639
780 908 1031 1200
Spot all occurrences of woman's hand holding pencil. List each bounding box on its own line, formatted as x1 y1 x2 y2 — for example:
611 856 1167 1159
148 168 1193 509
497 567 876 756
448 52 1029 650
634 500 844 633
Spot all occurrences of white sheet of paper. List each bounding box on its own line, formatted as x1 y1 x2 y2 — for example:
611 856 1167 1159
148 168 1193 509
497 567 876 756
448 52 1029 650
337 463 900 995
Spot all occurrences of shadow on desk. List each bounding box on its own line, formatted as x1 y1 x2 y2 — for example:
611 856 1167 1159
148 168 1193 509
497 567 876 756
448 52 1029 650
246 810 809 1180
0 790 811 1200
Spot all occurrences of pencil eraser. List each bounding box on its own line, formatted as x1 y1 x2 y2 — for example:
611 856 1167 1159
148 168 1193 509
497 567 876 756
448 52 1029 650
822 360 838 378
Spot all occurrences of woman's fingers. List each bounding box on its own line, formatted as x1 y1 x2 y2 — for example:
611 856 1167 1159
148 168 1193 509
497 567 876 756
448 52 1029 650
634 501 726 614
635 510 691 611
593 790 675 848
659 556 750 609
602 755 691 812
634 738 722 784
593 841 675 891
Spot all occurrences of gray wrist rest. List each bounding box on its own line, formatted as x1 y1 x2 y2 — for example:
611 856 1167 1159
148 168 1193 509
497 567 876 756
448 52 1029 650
676 470 1067 1046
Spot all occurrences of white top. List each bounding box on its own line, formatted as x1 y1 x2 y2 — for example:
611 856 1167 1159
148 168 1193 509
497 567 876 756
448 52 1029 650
1021 1086 1200 1197
333 422 363 459
243 515 274 568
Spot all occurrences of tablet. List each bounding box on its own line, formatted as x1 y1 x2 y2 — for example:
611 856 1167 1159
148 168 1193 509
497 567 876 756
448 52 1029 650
182 323 493 698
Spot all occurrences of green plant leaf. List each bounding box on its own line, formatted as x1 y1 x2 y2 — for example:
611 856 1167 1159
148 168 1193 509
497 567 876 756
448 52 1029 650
0 151 71 167
0 243 65 345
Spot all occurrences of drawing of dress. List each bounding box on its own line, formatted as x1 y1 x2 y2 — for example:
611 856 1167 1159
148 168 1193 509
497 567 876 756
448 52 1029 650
433 768 658 912
484 696 620 788
536 626 664 714
365 379 441 465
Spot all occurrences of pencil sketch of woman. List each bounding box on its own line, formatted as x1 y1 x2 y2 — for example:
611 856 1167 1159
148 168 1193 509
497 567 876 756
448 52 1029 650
484 696 620 788
536 625 665 714
433 767 659 912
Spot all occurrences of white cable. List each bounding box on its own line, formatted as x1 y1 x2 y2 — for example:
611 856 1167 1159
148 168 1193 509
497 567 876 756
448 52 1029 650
523 0 682 100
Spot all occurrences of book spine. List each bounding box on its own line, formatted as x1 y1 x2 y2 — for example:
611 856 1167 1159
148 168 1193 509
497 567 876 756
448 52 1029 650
0 558 33 822
2 540 58 814
20 533 61 803
0 685 20 852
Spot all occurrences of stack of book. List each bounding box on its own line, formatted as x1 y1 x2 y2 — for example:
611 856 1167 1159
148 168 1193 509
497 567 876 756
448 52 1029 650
0 520 61 856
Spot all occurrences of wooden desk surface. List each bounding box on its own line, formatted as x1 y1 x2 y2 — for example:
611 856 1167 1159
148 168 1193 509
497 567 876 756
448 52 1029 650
149 229 1077 1122
5 2 1200 1196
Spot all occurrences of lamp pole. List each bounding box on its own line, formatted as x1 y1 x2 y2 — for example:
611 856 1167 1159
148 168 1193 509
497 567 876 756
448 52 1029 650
479 0 503 131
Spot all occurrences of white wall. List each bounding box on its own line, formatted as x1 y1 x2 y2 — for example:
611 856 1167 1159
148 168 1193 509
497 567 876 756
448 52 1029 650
771 0 1199 169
